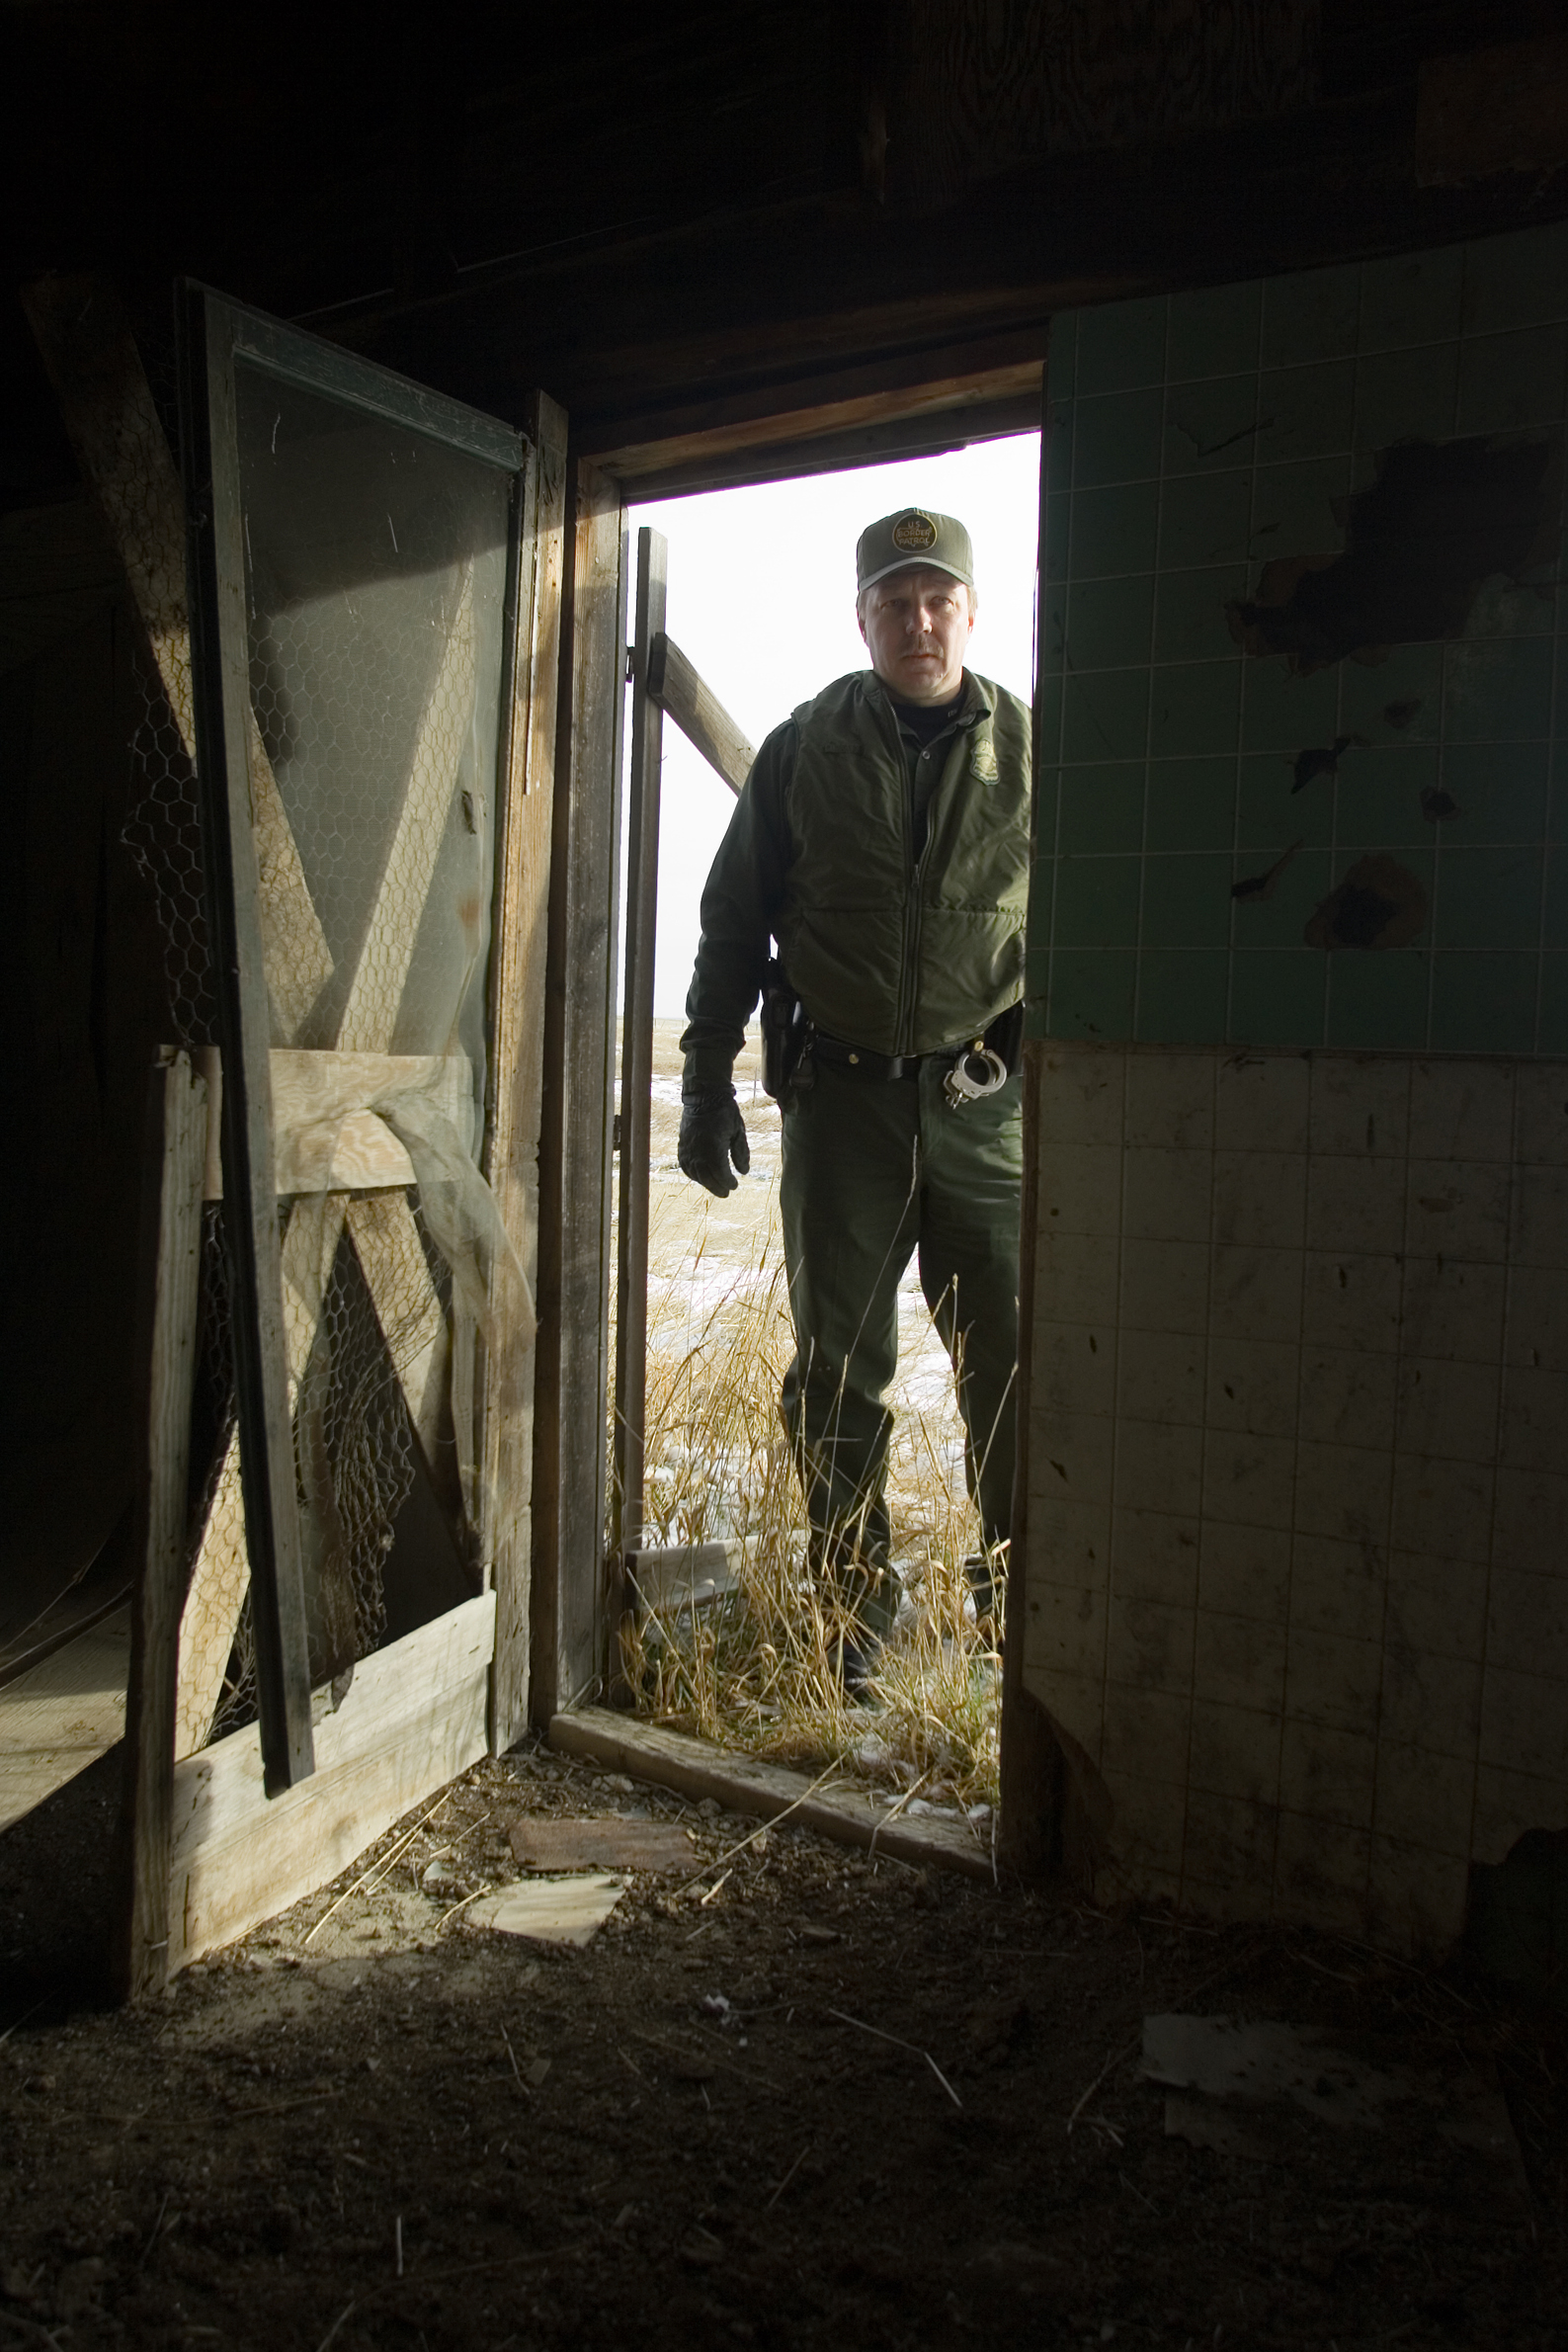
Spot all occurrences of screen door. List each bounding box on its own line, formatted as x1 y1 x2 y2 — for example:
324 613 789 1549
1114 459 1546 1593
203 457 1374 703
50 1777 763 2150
180 289 536 1792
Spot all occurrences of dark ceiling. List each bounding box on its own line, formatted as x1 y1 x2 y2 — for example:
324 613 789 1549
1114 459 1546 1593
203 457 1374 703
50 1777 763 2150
5 0 1568 505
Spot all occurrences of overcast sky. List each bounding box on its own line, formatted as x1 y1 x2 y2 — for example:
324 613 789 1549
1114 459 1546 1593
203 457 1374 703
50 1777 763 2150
628 432 1041 1018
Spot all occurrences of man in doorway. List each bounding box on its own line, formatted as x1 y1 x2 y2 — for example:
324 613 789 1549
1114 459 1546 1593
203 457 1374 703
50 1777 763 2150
677 509 1032 1681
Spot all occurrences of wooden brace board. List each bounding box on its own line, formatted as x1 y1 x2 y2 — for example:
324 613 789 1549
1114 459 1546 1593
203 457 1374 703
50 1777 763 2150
168 1592 494 1970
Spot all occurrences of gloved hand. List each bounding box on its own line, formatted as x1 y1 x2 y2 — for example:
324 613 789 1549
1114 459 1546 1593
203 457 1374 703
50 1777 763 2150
679 1087 750 1197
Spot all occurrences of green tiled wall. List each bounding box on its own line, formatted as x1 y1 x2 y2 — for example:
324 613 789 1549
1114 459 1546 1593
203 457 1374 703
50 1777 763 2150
1030 218 1568 1053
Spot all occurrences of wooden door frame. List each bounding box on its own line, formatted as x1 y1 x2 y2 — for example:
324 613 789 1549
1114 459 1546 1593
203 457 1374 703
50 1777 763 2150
529 354 1049 1884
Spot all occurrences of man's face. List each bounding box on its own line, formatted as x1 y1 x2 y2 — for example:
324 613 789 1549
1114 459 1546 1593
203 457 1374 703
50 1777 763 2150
857 565 975 705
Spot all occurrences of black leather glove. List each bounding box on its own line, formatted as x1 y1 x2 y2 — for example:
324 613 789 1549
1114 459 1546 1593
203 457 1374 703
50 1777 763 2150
679 1087 750 1198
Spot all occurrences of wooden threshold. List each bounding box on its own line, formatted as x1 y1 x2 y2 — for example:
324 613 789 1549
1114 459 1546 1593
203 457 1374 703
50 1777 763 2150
548 1706 997 1883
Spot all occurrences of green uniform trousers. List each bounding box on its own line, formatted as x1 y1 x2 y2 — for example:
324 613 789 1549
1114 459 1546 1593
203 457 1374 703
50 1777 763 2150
779 1053 1023 1626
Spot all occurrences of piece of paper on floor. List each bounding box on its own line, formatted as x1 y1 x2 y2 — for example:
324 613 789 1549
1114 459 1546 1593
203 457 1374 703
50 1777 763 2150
1141 2014 1404 2129
1142 2014 1526 2183
508 1815 694 1874
469 1875 624 1947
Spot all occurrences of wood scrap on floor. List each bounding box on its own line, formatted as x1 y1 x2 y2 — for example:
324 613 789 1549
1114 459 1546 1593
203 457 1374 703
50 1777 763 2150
508 1816 694 1874
468 1875 624 1948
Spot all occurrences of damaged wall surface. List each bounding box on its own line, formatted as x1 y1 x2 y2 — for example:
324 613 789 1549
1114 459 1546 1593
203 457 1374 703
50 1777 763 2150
1020 217 1568 1951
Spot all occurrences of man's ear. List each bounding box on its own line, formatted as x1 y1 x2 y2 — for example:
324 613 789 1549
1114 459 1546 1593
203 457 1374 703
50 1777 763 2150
856 596 868 646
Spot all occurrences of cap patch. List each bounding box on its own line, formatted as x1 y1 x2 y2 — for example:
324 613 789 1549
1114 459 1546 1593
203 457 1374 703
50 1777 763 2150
890 511 939 552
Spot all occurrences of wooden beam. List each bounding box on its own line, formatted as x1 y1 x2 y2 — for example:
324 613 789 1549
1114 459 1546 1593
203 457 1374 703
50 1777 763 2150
591 358 1043 488
608 392 1042 503
167 1593 494 1971
116 1049 207 1998
335 566 477 1053
648 632 752 798
613 529 667 1564
483 389 569 1754
530 460 626 1723
179 283 315 1793
549 1707 995 1883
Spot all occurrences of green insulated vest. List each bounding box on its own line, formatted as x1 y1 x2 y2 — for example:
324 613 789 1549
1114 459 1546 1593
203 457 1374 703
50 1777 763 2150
776 671 1032 1058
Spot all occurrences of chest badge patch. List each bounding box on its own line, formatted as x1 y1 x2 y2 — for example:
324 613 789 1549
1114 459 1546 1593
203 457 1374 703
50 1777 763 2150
970 736 999 783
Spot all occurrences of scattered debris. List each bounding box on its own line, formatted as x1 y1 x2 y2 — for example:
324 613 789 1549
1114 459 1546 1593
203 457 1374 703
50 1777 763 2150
467 1875 624 1948
1383 697 1423 727
1421 784 1461 820
828 2006 962 2109
508 1817 694 1875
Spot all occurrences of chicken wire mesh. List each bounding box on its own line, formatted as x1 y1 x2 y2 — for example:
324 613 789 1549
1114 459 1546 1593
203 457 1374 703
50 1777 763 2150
206 1202 454 1741
115 352 513 1743
123 642 216 1050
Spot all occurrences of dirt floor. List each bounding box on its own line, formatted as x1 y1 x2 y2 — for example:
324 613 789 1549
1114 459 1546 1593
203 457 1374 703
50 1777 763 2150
2 1739 1565 2352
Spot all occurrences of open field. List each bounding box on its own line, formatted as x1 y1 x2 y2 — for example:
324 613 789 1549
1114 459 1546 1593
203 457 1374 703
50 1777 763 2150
622 1025 999 1810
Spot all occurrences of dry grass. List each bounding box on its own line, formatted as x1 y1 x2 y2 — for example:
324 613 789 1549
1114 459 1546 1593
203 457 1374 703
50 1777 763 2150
619 1186 1003 1815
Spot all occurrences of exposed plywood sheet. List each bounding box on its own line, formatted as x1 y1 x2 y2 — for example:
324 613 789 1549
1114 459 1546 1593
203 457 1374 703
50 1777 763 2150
168 1592 494 1971
0 1607 131 1834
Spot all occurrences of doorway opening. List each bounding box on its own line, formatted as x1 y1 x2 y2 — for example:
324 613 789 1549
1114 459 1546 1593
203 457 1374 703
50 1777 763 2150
610 435 1040 1826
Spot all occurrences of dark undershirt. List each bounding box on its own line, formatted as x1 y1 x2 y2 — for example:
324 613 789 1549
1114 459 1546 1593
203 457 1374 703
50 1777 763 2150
888 687 966 858
888 688 964 745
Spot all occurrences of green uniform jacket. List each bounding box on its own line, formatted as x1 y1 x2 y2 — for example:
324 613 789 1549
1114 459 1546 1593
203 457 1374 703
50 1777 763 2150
682 668 1032 1084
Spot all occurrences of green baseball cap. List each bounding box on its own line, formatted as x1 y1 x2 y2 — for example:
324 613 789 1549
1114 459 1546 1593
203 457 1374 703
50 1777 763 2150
856 508 975 596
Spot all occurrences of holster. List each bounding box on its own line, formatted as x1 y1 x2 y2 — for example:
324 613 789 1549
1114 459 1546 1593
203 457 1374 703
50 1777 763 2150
760 958 811 1104
983 997 1026 1076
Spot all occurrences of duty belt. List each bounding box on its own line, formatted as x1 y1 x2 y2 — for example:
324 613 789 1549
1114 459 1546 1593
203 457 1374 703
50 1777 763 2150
811 1030 1011 1105
811 1032 926 1079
